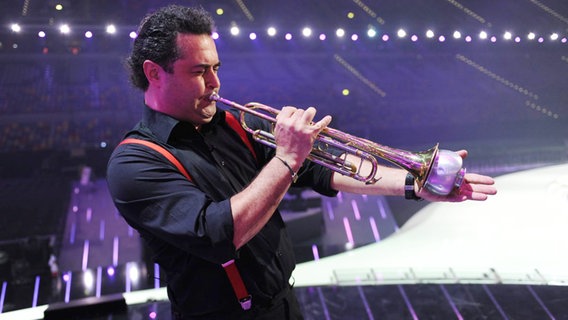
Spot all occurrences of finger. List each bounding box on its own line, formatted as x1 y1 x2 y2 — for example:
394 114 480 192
464 192 489 201
445 189 484 202
277 106 297 120
455 180 497 199
455 149 468 159
300 107 317 124
313 115 332 131
468 182 497 195
464 173 496 186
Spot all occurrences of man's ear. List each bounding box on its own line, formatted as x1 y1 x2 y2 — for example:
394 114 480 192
143 60 161 85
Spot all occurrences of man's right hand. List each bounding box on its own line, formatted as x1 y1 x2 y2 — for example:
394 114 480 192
273 106 332 171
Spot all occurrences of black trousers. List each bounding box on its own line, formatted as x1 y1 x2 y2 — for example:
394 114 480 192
171 287 304 320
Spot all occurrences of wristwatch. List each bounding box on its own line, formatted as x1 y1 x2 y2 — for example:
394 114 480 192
404 173 423 201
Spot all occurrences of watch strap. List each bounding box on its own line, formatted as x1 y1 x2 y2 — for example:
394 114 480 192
404 173 423 201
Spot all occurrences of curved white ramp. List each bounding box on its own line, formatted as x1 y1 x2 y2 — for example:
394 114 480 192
294 163 568 286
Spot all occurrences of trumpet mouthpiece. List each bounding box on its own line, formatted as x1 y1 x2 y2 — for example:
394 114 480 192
209 92 220 101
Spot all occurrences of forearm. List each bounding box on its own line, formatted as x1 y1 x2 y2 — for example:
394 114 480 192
330 151 497 202
229 105 332 249
330 154 407 196
230 156 296 249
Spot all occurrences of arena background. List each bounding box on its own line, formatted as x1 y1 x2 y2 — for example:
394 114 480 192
0 1 567 319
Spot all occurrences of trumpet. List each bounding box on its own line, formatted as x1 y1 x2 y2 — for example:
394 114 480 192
209 92 466 196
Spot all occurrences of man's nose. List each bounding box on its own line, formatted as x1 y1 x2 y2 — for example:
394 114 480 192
206 72 220 89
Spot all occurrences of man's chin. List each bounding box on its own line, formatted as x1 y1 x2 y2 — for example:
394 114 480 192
201 105 217 120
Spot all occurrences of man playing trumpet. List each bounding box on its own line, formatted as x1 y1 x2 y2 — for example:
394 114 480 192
106 5 496 320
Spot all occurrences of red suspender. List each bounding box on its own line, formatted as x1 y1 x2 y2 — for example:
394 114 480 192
119 138 193 182
117 116 256 310
225 112 257 162
222 260 252 310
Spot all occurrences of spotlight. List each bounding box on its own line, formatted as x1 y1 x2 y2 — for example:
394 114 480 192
411 35 418 42
367 29 377 38
351 34 358 41
302 27 312 38
216 8 224 15
550 33 559 41
59 24 70 34
285 33 292 40
503 31 512 40
105 24 116 34
426 30 435 38
127 263 140 284
10 23 21 33
38 31 46 38
319 33 326 41
83 269 94 290
382 34 389 42
336 28 345 38
129 31 137 39
230 26 239 36
479 31 488 39
453 31 462 39
267 27 277 37
527 32 536 40
397 29 407 38
438 35 446 42
85 31 93 38
211 32 219 40
249 32 256 40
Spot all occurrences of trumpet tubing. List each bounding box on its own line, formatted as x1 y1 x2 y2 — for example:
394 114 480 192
209 92 466 195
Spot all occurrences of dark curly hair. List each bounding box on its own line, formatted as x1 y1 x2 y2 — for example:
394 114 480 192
126 5 215 91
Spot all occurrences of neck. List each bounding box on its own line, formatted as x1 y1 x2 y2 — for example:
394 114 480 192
144 91 159 112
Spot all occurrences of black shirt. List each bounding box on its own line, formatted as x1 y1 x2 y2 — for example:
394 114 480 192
106 106 337 317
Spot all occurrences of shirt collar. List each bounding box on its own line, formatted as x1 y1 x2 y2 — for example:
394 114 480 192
142 105 224 143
